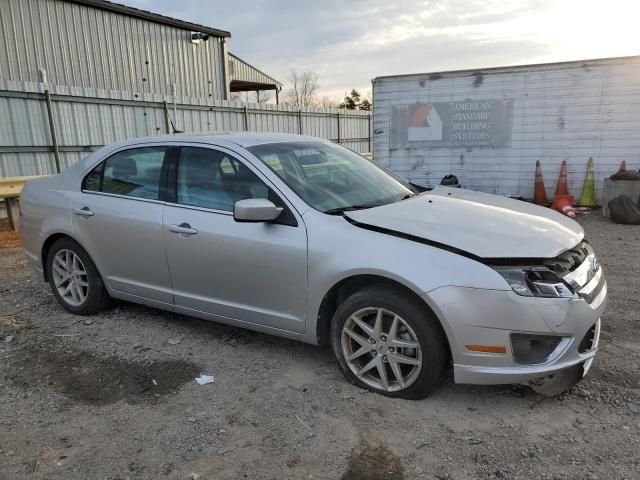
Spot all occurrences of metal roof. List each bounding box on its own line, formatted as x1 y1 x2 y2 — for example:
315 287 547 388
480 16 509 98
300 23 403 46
229 54 282 91
64 0 231 38
373 54 640 82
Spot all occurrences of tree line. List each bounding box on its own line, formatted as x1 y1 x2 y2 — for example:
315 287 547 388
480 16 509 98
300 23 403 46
231 69 371 110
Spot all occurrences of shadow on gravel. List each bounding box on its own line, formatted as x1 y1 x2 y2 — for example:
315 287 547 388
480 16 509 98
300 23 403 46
341 443 404 480
11 347 200 405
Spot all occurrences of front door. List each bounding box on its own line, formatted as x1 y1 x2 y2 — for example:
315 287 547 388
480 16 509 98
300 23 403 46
162 145 308 333
71 145 174 303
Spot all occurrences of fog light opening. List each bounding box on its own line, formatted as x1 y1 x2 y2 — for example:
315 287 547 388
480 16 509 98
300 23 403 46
510 334 569 365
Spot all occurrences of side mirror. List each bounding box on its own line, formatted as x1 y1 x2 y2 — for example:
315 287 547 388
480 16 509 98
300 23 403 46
233 198 283 223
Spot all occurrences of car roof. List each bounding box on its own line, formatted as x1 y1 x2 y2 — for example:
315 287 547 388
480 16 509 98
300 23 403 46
68 132 334 178
115 132 327 149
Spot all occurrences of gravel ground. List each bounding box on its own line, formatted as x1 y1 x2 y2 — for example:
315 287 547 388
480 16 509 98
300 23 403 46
1 213 639 480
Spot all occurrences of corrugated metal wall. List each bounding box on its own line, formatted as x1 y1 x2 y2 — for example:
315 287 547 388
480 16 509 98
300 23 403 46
229 54 281 88
0 0 227 99
0 80 372 178
373 56 640 201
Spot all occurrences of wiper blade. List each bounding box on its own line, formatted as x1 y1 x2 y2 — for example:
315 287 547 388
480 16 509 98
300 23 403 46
323 204 382 215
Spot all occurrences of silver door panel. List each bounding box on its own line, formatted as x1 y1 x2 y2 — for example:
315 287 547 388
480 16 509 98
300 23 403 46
163 205 307 332
70 192 173 303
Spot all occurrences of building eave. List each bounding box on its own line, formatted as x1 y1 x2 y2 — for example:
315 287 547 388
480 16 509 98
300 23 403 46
63 0 231 38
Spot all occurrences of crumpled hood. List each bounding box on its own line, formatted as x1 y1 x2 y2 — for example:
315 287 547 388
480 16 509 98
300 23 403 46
345 186 584 259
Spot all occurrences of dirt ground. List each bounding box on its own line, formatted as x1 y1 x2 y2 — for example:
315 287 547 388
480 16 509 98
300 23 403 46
1 213 639 480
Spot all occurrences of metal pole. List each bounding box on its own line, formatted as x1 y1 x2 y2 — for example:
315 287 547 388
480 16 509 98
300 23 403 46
44 89 61 173
163 101 171 134
243 105 249 131
298 110 303 134
336 111 341 144
368 113 372 153
275 88 279 105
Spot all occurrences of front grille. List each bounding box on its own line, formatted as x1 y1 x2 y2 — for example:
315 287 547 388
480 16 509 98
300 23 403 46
543 241 590 274
578 324 597 353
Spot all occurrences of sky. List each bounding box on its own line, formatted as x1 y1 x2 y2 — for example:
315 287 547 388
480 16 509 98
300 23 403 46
121 0 639 100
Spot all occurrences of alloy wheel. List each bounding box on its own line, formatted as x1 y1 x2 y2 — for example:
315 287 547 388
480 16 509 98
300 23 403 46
341 307 423 392
51 249 89 307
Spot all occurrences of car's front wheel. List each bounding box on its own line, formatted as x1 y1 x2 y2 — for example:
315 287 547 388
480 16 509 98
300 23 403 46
46 237 111 315
330 286 448 399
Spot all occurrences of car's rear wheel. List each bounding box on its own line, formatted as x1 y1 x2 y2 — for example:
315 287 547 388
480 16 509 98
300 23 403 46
330 286 448 399
47 238 110 315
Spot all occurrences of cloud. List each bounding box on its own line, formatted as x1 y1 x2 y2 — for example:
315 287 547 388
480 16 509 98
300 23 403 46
120 0 639 98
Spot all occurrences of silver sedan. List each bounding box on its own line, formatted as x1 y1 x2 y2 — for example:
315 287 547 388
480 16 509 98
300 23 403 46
20 133 606 398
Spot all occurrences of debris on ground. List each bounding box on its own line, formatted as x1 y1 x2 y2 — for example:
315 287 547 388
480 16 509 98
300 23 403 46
195 374 214 385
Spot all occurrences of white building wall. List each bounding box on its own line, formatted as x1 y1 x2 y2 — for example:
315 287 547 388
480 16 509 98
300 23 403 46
373 56 640 201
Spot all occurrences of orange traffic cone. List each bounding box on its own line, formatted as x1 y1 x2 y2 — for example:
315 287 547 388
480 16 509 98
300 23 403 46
554 160 570 197
533 160 548 205
552 194 576 218
618 160 627 173
610 159 638 180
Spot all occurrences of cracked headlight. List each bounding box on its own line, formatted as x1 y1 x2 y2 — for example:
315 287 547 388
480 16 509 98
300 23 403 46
493 267 574 298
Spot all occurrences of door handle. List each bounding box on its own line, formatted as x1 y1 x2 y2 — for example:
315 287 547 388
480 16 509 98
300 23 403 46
72 207 94 217
168 223 198 235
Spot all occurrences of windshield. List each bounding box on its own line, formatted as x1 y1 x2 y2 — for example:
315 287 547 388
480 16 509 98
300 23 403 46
247 141 415 213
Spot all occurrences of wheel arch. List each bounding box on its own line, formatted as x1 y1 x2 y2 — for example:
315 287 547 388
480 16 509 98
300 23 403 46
315 274 452 360
41 232 100 283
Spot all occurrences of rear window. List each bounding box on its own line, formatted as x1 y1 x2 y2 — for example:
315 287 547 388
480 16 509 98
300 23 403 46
82 147 168 200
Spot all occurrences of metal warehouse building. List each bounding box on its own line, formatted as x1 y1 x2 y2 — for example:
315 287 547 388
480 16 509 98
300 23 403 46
0 0 281 100
0 0 371 188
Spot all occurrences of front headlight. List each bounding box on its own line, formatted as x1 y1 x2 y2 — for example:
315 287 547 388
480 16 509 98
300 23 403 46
493 267 574 298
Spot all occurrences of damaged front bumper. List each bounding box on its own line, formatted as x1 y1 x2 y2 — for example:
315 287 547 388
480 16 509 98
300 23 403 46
422 262 607 391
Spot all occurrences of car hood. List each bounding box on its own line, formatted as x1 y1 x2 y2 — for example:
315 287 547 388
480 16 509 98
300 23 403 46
345 187 584 259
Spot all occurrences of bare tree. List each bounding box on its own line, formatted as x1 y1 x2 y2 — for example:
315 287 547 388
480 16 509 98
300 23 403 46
316 96 340 108
229 91 248 103
230 90 273 104
282 69 319 107
255 90 273 104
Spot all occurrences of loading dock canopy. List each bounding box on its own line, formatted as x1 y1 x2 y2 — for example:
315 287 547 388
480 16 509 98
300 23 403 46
229 54 282 96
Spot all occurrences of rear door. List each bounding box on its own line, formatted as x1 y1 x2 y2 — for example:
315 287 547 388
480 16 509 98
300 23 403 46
70 145 175 303
162 145 308 333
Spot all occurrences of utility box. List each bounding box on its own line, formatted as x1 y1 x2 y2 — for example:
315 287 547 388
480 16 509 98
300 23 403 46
372 56 640 202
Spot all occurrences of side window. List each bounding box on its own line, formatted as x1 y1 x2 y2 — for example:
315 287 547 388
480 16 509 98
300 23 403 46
177 147 269 212
83 162 104 192
82 147 168 200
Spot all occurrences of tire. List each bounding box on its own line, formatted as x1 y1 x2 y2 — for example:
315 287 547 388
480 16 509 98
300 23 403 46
46 237 111 315
330 286 448 400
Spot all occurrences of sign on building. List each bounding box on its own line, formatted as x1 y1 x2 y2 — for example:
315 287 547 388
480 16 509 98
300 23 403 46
390 99 513 149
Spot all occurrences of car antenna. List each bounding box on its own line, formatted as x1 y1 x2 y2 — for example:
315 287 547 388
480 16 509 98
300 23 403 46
168 115 183 134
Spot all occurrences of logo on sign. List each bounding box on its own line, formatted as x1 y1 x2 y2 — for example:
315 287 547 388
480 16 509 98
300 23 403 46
407 104 443 141
390 99 513 149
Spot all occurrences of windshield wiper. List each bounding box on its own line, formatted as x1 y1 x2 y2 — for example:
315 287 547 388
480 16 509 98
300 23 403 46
323 204 382 215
